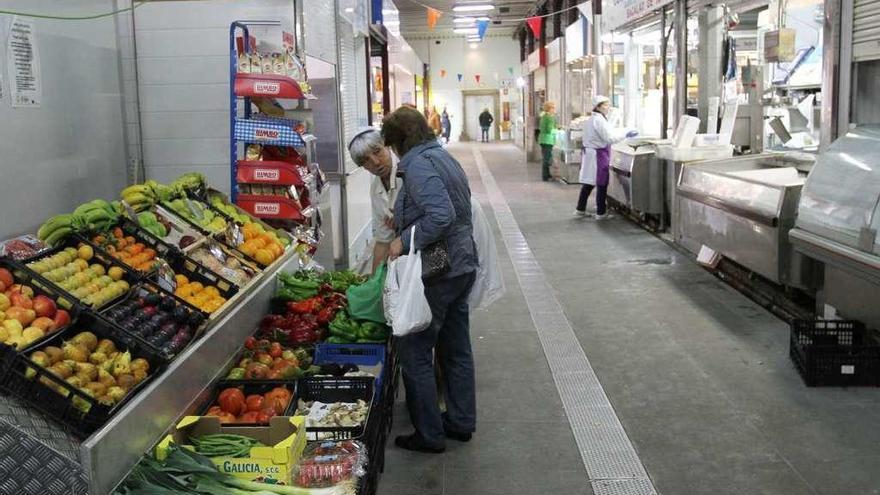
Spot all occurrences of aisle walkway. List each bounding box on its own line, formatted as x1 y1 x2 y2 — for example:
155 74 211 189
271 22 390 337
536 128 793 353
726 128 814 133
378 142 880 495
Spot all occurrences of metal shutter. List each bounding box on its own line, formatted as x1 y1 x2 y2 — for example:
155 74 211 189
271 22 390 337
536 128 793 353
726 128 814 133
854 0 880 61
338 17 360 173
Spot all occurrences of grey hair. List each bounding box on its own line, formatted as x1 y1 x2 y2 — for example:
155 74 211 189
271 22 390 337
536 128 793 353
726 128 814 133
348 129 384 166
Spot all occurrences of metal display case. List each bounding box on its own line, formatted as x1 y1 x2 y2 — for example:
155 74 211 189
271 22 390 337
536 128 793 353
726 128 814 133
789 125 880 328
608 143 665 221
675 153 816 288
0 248 300 494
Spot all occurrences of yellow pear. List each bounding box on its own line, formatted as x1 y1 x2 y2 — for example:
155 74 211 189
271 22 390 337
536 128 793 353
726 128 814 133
3 319 23 338
0 326 9 343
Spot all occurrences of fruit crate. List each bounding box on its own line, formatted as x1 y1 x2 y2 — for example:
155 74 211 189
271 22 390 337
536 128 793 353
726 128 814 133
790 319 880 387
80 218 177 276
186 242 262 290
160 249 239 318
160 198 230 238
0 311 164 438
222 339 315 382
295 376 375 441
151 204 206 253
314 343 386 401
22 237 141 311
0 258 80 378
198 380 297 426
98 281 208 361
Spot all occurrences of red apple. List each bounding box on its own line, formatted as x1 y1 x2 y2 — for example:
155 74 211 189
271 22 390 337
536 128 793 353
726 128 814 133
0 268 13 289
32 295 57 318
52 309 71 329
10 292 33 310
0 281 6 293
9 284 34 298
6 307 36 326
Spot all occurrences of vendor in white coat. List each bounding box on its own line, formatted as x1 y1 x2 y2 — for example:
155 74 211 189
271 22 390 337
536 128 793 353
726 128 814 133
348 128 402 272
574 96 637 220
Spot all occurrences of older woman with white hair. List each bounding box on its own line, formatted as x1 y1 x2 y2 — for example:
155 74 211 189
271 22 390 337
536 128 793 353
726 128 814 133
347 127 402 271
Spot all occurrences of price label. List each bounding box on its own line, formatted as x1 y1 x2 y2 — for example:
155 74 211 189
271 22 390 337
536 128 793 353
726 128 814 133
156 260 177 293
207 239 228 263
225 222 244 246
185 198 205 222
120 200 138 220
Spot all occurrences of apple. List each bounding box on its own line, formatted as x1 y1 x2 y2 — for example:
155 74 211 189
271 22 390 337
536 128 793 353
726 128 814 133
31 317 56 333
0 293 9 312
0 281 5 293
10 292 33 310
53 309 71 329
8 284 34 298
32 295 57 319
0 268 13 289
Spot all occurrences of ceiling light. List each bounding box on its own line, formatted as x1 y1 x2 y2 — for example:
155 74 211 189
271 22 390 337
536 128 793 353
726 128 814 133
453 27 479 34
453 17 476 24
452 3 495 12
344 7 354 13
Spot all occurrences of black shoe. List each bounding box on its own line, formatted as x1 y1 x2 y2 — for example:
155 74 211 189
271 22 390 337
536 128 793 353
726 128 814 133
395 434 445 453
444 428 472 442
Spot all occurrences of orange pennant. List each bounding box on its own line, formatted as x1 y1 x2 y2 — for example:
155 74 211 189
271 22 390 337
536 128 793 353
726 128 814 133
427 8 442 30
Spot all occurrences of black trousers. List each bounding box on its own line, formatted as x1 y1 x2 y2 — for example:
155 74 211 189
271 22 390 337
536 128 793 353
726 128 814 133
540 144 553 180
576 184 607 215
480 126 489 141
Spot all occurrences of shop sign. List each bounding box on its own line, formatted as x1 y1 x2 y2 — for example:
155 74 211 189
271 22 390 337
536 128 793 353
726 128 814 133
254 128 281 141
546 38 562 64
565 18 586 63
253 81 281 95
527 48 545 72
254 202 281 215
253 169 281 181
603 0 674 31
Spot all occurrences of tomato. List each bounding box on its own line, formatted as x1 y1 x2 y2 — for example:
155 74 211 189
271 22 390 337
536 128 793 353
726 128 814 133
239 411 260 423
217 388 246 416
264 387 292 415
217 412 236 424
265 369 282 380
256 407 276 423
245 394 265 412
244 336 256 350
244 363 270 379
205 406 223 416
268 342 283 359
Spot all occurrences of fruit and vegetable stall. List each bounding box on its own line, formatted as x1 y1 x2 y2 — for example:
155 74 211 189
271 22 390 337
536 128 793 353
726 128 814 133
0 173 397 495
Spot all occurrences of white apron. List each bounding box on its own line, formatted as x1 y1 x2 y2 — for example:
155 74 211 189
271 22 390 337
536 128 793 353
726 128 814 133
578 147 598 185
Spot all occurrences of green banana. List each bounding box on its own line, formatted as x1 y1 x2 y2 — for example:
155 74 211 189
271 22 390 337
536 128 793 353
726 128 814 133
84 208 114 224
37 214 73 241
121 192 153 206
44 226 73 247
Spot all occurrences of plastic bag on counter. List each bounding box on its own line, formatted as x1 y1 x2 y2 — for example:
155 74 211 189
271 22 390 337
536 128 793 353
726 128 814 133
468 198 505 311
294 440 368 488
0 235 48 261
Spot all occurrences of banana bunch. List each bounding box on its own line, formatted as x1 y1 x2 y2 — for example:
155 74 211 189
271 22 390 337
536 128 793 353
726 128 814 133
120 183 157 213
37 199 119 247
169 172 206 194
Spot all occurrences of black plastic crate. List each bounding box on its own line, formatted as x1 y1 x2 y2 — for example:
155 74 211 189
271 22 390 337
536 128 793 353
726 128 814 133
159 249 239 316
0 258 81 359
98 281 208 362
80 218 176 276
295 376 375 441
1 311 164 438
22 237 140 310
198 380 297 426
790 319 880 387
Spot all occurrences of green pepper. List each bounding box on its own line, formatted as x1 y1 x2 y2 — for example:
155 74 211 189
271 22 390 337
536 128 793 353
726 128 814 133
225 367 245 380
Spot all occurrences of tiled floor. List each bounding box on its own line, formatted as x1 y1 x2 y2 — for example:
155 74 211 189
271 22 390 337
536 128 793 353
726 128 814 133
377 142 880 495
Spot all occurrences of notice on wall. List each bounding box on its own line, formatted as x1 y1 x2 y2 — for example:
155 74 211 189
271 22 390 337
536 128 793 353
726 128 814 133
7 17 41 108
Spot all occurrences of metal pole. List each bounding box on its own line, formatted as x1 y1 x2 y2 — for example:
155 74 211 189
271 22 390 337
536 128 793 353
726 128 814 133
674 0 687 125
660 8 669 138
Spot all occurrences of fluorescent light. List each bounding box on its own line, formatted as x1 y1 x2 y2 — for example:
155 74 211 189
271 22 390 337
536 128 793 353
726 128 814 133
344 7 354 13
470 43 479 49
515 76 526 87
453 27 479 34
453 17 476 24
452 3 495 12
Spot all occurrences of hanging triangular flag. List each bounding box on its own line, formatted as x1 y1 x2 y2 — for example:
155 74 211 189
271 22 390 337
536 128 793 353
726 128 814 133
476 19 490 39
427 7 442 30
440 69 447 78
457 73 463 82
526 16 542 39
508 66 514 75
577 1 592 18
475 74 481 84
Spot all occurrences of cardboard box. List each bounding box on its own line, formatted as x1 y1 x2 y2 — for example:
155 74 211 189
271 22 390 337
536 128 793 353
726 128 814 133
764 29 796 62
156 415 307 485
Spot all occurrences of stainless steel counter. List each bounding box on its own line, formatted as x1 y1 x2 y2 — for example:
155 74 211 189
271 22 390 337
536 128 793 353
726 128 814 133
608 144 665 218
0 248 300 494
675 153 815 288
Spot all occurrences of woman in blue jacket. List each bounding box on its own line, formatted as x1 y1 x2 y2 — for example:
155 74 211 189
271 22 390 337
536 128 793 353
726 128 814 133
383 106 478 453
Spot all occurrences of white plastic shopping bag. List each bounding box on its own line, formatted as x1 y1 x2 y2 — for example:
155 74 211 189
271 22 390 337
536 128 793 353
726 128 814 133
383 227 433 336
468 198 506 311
352 239 374 276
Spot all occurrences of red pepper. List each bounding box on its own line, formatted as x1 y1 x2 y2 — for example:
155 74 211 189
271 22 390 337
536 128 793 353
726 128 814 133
316 307 335 325
287 297 323 314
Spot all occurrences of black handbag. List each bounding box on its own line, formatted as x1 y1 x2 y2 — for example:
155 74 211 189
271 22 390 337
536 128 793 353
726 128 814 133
421 238 450 280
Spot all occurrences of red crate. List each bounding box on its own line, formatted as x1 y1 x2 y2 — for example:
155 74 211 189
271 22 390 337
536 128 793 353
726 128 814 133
235 194 305 221
237 161 304 186
234 73 312 99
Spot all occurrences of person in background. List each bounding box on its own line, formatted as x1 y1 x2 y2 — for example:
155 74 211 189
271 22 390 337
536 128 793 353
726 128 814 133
441 107 451 144
478 108 494 142
538 101 557 181
382 106 478 454
347 128 402 271
574 95 637 220
428 106 442 138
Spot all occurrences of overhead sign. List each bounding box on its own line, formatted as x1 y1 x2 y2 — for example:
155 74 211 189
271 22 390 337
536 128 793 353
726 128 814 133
546 38 562 64
527 48 545 72
565 19 585 62
603 0 674 31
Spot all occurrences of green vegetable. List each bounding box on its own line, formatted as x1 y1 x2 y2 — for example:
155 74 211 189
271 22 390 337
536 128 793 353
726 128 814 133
191 434 265 458
276 272 320 301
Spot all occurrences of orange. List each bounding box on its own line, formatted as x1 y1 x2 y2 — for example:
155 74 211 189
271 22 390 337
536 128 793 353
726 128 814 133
108 266 125 281
251 238 267 249
77 245 94 261
254 249 274 266
268 242 283 258
175 274 189 286
239 241 257 257
188 282 204 293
